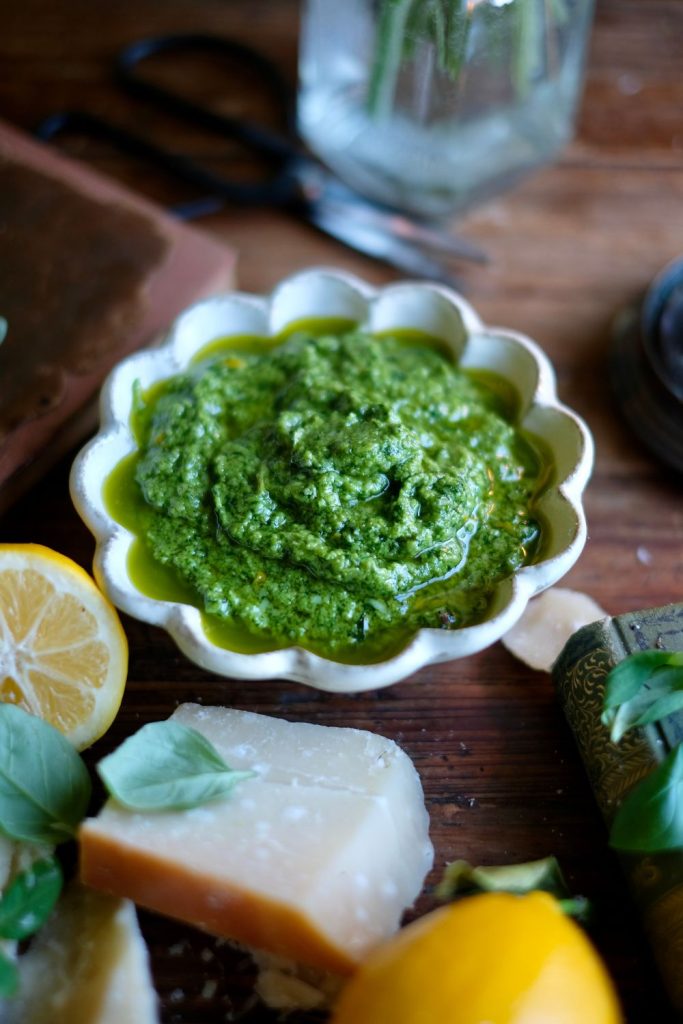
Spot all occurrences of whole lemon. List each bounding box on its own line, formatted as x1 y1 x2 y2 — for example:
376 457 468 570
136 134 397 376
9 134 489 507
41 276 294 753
329 891 623 1024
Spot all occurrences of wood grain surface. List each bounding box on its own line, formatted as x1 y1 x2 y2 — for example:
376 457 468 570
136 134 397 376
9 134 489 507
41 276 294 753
1 1 683 1021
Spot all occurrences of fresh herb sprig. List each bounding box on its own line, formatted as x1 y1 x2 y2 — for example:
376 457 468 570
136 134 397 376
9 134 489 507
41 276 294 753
0 705 88 994
368 0 569 119
602 650 683 744
0 705 254 836
602 651 683 853
436 855 591 921
97 720 255 812
0 705 253 998
437 854 570 901
0 705 91 846
0 857 63 940
0 704 87 991
0 857 63 995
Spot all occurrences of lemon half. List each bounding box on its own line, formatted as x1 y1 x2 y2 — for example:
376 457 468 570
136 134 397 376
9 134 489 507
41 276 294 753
0 544 128 749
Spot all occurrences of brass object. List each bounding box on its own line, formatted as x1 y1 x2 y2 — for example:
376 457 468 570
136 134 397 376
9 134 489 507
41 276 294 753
553 603 683 1014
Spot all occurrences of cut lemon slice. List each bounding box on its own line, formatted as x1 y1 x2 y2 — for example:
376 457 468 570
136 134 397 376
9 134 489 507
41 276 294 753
0 544 128 750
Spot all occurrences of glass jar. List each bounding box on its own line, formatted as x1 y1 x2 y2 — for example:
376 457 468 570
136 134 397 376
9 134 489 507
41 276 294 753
298 0 594 220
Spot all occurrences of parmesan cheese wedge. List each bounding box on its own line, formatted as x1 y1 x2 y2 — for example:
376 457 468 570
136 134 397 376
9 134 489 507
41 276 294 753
3 883 159 1024
502 587 607 672
79 704 434 975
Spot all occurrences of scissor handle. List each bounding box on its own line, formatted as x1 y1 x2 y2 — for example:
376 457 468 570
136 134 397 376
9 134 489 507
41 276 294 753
116 34 297 164
34 109 299 209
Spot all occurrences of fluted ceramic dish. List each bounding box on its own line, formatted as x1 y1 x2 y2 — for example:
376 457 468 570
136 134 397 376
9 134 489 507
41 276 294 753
70 268 594 692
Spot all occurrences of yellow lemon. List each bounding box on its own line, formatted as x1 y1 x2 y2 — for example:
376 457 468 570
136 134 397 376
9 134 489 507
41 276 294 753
330 891 623 1024
0 544 127 749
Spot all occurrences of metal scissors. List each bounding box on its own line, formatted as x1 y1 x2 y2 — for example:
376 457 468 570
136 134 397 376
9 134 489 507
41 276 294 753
35 34 486 283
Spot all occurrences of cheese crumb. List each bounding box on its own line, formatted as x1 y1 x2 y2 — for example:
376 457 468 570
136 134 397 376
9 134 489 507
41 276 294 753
250 950 344 1012
502 587 607 672
201 979 218 1000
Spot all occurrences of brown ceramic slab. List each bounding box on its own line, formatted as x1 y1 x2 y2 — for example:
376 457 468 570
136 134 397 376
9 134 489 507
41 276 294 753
0 119 237 512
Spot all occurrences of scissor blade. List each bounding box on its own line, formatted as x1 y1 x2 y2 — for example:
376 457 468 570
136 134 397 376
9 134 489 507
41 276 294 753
294 161 487 265
305 203 462 287
323 200 487 266
375 209 488 265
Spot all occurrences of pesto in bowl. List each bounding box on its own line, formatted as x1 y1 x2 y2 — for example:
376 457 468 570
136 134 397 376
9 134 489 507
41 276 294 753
107 326 546 662
71 269 593 690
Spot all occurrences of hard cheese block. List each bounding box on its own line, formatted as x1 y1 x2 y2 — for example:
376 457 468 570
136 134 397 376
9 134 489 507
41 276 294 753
3 883 159 1024
80 704 434 975
0 119 236 511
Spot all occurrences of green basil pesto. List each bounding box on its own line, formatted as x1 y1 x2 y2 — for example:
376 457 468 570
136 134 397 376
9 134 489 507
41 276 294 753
117 328 546 660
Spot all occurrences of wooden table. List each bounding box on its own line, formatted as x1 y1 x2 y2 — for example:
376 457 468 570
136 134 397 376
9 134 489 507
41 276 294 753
2 1 682 1021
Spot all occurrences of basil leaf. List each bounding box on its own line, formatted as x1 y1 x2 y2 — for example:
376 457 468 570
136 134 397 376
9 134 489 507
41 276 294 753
97 720 255 812
0 948 18 997
602 652 683 742
606 668 683 743
0 857 62 940
436 855 570 901
0 706 91 844
603 651 678 709
610 745 683 852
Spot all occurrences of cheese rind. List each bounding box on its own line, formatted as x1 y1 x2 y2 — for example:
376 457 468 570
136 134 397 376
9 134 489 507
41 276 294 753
80 705 433 974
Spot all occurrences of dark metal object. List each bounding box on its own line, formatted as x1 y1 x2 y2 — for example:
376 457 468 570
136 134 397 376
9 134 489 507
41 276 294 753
642 260 683 404
611 258 683 474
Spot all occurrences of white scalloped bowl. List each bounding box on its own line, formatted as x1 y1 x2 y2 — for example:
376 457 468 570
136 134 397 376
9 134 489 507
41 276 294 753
70 268 593 692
